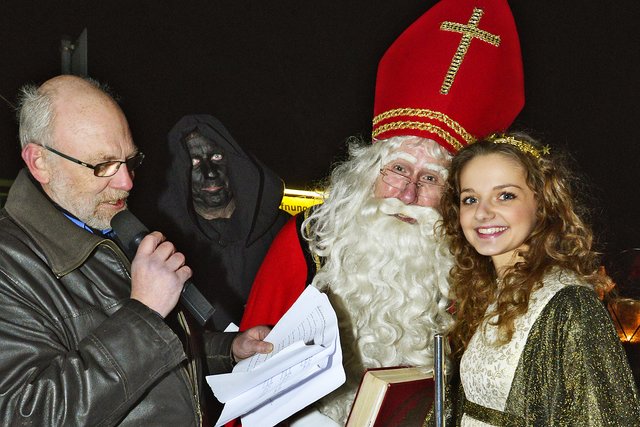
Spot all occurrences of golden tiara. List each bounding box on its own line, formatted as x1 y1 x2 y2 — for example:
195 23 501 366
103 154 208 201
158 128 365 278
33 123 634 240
488 134 550 159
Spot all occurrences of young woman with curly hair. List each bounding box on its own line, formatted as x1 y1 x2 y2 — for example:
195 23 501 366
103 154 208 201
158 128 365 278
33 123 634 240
438 132 640 426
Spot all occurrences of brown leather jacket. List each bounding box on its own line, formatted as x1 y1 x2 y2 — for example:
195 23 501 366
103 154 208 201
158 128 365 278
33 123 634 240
0 170 234 426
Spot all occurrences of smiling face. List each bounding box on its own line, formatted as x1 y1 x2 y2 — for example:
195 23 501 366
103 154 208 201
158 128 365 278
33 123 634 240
458 153 538 272
42 80 136 230
185 132 234 219
373 139 449 223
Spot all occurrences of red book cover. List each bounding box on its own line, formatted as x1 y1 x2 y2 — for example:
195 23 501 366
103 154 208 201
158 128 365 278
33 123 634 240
347 366 434 427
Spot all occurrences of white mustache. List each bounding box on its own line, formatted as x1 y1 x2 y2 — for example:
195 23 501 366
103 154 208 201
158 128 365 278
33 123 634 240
376 198 441 226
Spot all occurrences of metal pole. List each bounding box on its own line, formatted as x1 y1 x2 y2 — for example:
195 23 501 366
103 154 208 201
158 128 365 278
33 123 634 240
434 334 445 427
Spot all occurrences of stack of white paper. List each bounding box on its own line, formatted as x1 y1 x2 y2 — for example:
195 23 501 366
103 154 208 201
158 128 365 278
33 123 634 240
207 286 345 427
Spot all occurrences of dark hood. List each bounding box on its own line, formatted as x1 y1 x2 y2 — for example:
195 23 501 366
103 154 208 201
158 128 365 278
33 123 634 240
155 114 289 330
158 114 285 246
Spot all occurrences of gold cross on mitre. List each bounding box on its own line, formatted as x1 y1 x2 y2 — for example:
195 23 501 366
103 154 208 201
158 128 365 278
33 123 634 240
439 7 501 94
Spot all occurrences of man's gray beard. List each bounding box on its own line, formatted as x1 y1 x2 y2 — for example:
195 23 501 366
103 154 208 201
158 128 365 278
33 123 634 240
47 172 128 230
313 197 453 424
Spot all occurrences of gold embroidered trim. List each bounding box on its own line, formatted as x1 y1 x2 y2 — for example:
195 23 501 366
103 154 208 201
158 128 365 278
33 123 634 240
372 108 474 144
463 397 526 426
489 134 551 159
372 120 464 151
439 7 501 95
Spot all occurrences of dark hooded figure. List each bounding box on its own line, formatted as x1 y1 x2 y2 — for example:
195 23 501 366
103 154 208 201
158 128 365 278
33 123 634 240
157 114 290 331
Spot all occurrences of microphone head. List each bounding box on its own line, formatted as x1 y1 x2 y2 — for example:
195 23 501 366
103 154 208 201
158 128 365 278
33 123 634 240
110 210 150 260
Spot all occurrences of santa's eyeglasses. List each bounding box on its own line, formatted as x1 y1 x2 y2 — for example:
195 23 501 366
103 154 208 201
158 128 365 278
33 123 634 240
38 144 145 177
379 168 444 199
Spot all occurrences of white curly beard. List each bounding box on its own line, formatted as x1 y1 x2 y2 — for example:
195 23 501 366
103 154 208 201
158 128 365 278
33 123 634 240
311 197 453 424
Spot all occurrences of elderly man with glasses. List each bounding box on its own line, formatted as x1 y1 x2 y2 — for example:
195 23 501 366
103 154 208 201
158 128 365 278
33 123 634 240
0 75 272 426
240 135 456 425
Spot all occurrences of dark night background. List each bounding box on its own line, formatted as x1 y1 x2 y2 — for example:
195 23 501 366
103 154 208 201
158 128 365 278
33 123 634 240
1 0 639 259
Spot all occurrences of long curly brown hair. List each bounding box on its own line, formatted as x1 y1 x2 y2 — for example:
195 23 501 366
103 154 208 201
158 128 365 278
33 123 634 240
440 132 606 358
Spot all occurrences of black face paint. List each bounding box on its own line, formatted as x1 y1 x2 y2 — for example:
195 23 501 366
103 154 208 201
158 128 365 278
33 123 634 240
184 132 233 211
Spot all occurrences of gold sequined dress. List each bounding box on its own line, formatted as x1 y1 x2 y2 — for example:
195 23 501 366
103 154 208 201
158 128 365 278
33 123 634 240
454 269 640 426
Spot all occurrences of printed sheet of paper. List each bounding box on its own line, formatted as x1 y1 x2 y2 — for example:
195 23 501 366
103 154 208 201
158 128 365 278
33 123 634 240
207 286 345 427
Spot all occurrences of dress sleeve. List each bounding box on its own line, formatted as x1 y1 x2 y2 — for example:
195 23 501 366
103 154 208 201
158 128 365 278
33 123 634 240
239 215 310 330
507 286 640 426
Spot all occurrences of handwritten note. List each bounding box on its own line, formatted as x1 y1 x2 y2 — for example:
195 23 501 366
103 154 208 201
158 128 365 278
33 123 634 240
207 286 345 427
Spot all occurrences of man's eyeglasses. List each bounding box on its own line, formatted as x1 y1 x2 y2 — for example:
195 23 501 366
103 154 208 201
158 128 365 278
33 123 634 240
379 167 444 199
38 144 145 177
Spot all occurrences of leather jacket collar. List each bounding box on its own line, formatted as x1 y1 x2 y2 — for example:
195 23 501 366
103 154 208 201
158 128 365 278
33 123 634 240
4 169 120 277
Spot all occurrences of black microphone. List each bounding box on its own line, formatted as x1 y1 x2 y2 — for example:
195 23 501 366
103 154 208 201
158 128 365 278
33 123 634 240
110 210 215 326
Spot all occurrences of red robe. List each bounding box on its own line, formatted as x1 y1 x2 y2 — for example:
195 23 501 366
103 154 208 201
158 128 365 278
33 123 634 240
229 213 317 426
240 213 316 331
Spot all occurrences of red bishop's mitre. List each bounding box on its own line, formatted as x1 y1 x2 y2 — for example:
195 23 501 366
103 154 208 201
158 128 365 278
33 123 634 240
372 0 524 154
